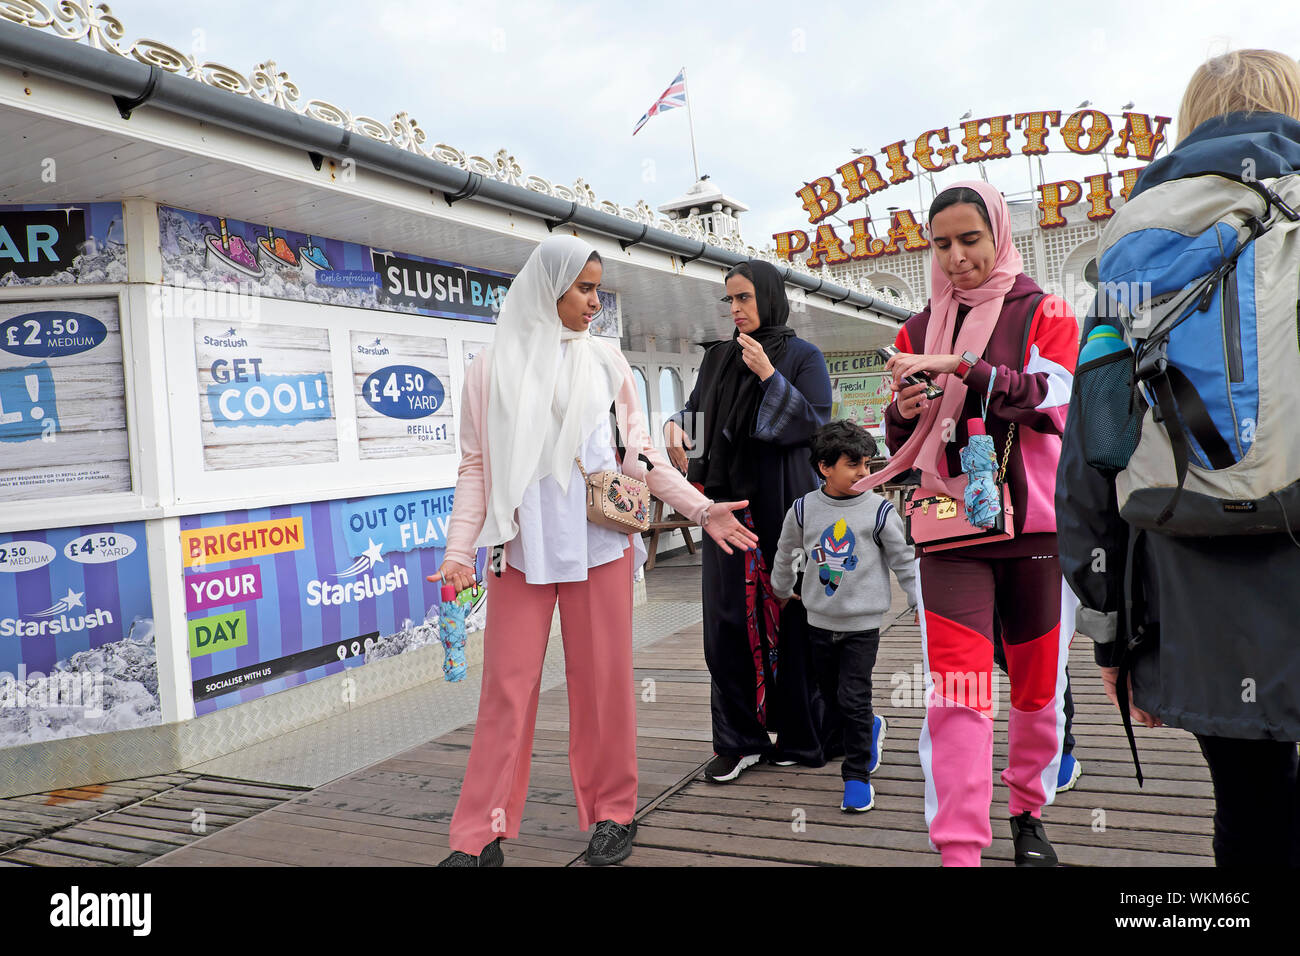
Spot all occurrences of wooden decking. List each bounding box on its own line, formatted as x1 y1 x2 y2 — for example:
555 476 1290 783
0 774 307 866
145 559 1214 867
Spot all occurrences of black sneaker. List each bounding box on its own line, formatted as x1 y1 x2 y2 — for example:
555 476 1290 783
586 819 636 866
1009 812 1057 867
437 837 504 867
704 753 762 783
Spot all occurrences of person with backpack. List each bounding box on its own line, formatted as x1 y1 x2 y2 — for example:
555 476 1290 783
859 181 1081 867
769 420 917 813
1058 49 1300 867
431 235 758 867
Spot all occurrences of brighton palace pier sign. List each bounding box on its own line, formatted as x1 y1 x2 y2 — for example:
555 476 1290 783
774 110 1171 267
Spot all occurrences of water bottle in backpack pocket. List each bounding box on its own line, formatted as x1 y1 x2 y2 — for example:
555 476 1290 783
1075 319 1144 471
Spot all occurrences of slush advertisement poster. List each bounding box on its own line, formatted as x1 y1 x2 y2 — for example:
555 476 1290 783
158 204 512 323
0 297 132 501
0 521 159 747
193 318 337 471
0 202 124 286
181 488 473 715
350 330 455 460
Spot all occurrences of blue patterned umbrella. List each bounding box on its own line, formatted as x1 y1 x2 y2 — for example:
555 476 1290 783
960 424 1002 530
438 583 472 681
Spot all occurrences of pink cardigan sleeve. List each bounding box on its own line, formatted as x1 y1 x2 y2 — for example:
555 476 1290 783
443 354 489 568
606 346 712 524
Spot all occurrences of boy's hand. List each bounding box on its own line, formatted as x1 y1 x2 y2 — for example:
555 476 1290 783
778 593 800 610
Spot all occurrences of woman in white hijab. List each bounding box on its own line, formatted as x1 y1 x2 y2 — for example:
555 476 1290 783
433 235 756 866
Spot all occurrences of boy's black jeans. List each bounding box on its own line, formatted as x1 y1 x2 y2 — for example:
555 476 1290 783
807 625 881 783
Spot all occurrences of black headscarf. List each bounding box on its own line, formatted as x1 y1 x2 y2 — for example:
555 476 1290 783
689 259 796 500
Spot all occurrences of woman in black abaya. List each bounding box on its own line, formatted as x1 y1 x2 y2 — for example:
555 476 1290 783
666 260 833 781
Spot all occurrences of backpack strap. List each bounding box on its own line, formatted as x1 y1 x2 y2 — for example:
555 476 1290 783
1136 342 1236 524
1118 528 1155 786
872 499 894 548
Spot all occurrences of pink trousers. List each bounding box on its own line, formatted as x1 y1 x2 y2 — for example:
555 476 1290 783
448 549 638 854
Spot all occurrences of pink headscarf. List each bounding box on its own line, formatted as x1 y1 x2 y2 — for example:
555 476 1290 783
855 180 1024 497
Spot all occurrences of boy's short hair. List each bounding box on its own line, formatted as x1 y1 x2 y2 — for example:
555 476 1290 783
810 419 878 472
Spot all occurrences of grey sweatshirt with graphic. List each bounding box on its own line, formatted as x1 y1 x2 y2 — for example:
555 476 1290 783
770 488 918 633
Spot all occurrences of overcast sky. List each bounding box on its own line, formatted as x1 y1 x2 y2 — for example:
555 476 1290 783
110 0 1300 248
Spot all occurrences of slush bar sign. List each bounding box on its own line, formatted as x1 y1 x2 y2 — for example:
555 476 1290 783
0 210 87 279
372 250 510 321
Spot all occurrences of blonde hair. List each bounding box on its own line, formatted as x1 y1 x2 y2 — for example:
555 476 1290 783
1178 49 1300 143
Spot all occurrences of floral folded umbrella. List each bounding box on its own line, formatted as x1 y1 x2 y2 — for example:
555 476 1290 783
959 418 1002 530
437 583 477 682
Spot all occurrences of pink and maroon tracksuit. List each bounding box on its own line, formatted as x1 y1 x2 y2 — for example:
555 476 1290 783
886 277 1080 866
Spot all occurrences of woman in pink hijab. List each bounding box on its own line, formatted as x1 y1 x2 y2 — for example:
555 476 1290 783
862 182 1080 867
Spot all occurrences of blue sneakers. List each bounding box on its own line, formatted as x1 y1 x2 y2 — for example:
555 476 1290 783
1056 752 1083 792
867 714 888 774
841 779 875 812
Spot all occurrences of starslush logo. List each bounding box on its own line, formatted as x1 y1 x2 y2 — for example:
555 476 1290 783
306 539 408 606
356 336 389 356
0 589 114 637
203 327 248 348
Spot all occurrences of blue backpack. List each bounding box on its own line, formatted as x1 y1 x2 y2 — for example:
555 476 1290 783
1084 171 1300 537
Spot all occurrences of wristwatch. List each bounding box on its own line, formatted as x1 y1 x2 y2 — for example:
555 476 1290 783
955 350 980 379
698 500 714 526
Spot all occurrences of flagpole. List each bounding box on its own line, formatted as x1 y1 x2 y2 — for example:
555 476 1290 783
682 66 702 182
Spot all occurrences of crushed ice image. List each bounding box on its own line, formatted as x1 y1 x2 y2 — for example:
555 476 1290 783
0 617 161 748
158 205 383 311
0 233 126 287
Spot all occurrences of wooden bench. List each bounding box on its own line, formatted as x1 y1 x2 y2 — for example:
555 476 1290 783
643 496 697 571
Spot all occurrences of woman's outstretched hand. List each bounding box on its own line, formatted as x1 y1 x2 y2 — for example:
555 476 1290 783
427 559 477 595
703 500 760 554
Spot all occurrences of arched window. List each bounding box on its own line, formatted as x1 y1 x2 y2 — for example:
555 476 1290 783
632 366 651 419
658 367 683 418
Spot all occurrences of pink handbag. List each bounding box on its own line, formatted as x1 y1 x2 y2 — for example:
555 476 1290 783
902 423 1016 553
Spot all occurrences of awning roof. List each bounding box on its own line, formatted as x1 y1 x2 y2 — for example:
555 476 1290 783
0 27 904 355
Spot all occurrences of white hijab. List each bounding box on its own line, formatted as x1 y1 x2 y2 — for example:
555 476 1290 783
478 235 626 548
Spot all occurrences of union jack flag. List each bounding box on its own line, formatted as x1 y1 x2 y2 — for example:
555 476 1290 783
632 69 687 136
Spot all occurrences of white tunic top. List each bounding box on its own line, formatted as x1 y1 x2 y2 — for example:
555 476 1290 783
505 344 647 585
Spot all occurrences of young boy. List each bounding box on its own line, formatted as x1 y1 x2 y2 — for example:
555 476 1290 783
771 420 917 812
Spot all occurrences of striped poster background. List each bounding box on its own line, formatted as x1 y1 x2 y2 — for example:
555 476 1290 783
182 492 451 716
